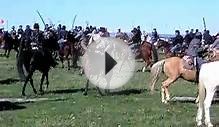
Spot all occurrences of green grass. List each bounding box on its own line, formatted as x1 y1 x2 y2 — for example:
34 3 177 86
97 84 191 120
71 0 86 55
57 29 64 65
0 51 218 127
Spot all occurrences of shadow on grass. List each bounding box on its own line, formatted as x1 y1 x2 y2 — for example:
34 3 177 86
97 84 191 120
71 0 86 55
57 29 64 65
0 78 20 85
109 88 147 96
46 88 148 96
47 88 84 94
0 101 26 111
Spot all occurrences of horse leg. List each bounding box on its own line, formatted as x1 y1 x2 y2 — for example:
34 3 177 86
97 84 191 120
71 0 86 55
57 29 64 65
6 49 11 58
39 73 46 94
83 79 89 95
30 78 37 94
96 87 103 96
60 56 64 68
22 72 33 96
45 72 49 91
161 78 176 103
204 88 215 127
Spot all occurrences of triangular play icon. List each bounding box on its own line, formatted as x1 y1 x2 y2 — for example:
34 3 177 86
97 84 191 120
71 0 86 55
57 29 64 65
105 52 117 75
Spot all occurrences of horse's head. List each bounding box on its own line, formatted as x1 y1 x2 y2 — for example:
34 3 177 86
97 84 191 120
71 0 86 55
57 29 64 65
88 33 101 45
156 39 170 49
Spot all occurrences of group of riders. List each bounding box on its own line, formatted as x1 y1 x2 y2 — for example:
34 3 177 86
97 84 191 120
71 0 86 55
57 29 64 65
0 23 219 76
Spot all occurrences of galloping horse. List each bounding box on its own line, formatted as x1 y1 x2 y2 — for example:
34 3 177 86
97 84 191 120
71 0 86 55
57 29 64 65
140 41 158 72
196 61 219 127
150 57 197 103
156 39 185 58
3 31 19 57
18 32 58 96
58 31 81 70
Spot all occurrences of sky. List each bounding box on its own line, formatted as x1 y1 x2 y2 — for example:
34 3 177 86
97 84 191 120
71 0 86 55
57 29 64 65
1 0 219 34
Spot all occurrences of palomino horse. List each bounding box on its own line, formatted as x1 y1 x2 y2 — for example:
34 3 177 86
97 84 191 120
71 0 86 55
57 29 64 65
150 57 197 103
196 61 219 127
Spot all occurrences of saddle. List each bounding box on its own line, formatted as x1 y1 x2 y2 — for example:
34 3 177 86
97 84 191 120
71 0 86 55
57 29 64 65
182 56 195 70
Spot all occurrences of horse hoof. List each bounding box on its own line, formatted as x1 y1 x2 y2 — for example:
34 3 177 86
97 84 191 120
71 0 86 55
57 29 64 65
205 122 213 127
21 92 26 97
83 92 88 96
39 91 44 95
34 90 37 94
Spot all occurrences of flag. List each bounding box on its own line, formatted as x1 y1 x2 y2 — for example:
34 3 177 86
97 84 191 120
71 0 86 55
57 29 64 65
0 19 4 25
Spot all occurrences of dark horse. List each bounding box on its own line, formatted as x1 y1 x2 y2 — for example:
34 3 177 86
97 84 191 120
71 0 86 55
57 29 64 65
3 31 19 58
58 31 80 70
18 33 58 96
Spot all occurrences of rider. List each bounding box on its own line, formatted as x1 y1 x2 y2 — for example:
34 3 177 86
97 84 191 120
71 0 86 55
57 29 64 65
115 28 123 39
75 26 83 41
10 26 17 39
31 23 56 66
203 30 213 45
210 33 219 50
17 25 24 36
189 29 195 39
151 28 159 44
170 30 184 55
31 23 45 50
183 30 192 48
186 32 206 71
136 26 142 44
20 25 32 50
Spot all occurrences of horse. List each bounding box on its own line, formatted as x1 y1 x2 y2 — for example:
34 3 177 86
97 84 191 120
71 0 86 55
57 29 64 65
21 48 57 96
58 31 80 70
140 41 158 72
156 39 185 58
18 33 58 96
150 57 198 103
82 33 107 95
196 61 219 127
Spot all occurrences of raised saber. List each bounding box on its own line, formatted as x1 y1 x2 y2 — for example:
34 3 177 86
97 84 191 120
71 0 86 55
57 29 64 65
203 17 206 31
72 15 77 30
36 10 46 27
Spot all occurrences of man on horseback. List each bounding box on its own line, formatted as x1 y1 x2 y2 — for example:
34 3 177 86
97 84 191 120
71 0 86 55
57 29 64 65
186 32 207 73
170 30 184 55
203 30 213 46
183 30 192 48
20 23 57 96
151 28 159 45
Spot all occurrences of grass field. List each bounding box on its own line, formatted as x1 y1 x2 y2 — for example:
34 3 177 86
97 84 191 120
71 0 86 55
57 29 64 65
0 51 218 127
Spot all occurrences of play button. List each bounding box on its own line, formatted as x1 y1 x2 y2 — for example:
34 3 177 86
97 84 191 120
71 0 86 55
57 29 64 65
82 35 135 89
105 52 117 75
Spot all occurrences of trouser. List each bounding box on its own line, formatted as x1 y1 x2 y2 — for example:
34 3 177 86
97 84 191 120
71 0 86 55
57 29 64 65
170 44 181 54
194 56 207 82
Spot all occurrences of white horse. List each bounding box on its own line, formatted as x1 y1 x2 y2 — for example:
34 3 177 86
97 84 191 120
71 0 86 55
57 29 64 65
196 61 219 127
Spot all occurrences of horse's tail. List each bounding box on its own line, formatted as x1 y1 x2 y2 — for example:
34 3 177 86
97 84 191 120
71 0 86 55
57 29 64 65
150 59 165 92
151 44 158 64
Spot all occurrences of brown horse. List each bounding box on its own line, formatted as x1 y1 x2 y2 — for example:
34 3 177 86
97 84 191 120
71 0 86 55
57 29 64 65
139 41 158 72
156 39 185 58
150 57 197 103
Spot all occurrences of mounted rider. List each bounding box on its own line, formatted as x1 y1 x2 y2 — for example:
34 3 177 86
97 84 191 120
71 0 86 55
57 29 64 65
183 30 192 48
170 30 184 55
57 25 68 50
30 23 56 66
151 28 159 45
20 25 32 50
17 25 24 40
185 32 207 71
203 30 213 46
